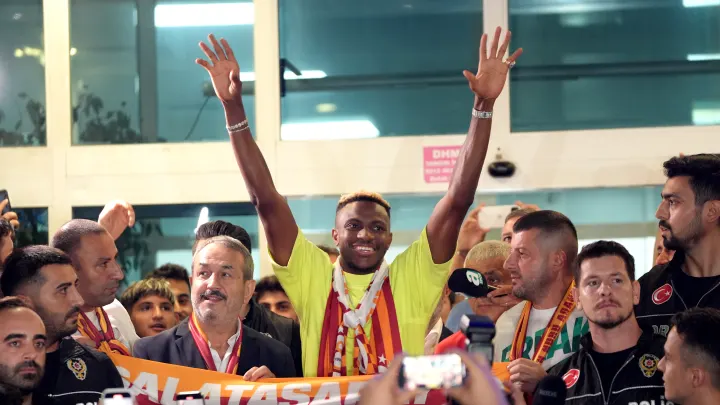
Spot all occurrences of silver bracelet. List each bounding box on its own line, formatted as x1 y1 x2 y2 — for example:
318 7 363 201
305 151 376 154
227 119 249 133
472 109 493 119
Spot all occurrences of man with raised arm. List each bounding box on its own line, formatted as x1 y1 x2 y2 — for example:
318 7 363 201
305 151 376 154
196 27 522 377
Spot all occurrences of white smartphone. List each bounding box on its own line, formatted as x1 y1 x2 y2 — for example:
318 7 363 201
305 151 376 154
176 391 205 405
477 205 519 229
101 388 135 405
398 353 466 390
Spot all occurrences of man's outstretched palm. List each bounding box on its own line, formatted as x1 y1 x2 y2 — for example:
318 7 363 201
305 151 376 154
463 26 523 100
196 34 243 104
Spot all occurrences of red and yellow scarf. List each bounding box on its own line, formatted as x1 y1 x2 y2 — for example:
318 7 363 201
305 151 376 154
77 308 131 356
188 313 243 374
509 281 576 363
317 261 402 377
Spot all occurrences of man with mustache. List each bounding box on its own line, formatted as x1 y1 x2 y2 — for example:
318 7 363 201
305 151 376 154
196 26 522 377
193 220 302 376
635 154 720 338
548 241 667 404
495 210 587 394
0 246 123 405
51 219 139 355
134 236 295 380
0 296 46 405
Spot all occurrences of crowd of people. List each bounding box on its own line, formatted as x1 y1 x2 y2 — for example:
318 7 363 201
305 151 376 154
0 26 719 405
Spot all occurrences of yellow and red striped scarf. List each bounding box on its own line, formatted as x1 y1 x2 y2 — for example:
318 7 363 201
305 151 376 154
77 307 131 356
317 261 402 377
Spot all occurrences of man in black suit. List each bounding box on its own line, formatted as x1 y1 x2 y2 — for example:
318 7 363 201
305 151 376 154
134 236 295 380
193 220 302 376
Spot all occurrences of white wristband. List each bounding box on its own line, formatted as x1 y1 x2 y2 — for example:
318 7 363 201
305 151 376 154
472 109 493 119
227 119 249 133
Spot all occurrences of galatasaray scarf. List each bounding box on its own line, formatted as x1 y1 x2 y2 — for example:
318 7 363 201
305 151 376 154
188 313 243 374
509 281 576 363
77 308 131 356
317 260 402 377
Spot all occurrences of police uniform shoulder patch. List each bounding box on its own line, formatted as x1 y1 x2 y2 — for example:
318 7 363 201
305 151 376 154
67 358 87 381
639 353 659 378
562 369 580 388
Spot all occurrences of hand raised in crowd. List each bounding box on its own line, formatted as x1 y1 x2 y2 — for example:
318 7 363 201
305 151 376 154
1 199 19 229
446 350 509 405
457 205 491 254
243 366 276 382
358 355 418 405
463 26 522 100
507 358 547 393
196 34 243 106
98 200 136 240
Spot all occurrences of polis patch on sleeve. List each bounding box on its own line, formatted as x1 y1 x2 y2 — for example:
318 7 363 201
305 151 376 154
639 354 660 378
67 358 87 381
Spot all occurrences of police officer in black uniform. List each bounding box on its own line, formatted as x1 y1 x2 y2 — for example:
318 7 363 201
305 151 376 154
548 241 669 405
0 246 124 405
635 154 720 337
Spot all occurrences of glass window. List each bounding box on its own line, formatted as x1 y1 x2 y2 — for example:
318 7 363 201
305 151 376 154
510 0 720 131
13 208 49 247
70 0 254 144
0 1 45 146
73 203 259 286
278 0 483 140
291 186 662 276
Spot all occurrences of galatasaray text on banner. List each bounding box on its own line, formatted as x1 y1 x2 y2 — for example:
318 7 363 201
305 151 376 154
110 354 511 405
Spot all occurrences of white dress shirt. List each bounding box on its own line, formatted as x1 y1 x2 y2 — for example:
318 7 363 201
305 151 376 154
209 320 242 372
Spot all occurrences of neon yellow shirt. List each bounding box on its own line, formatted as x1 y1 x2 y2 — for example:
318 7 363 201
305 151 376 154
271 228 451 377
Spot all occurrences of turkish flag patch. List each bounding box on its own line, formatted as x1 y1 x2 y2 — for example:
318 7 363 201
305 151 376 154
562 369 580 389
652 283 673 305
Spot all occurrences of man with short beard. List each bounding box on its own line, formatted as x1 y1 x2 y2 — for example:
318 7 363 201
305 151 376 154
636 154 720 337
0 246 123 405
0 296 46 405
548 241 667 405
494 210 587 394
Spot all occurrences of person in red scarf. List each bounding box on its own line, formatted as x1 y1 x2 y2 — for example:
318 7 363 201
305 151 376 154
194 26 522 377
133 236 295 380
51 219 138 356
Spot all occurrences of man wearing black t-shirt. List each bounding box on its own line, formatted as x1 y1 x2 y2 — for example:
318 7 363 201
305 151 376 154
636 154 720 337
0 246 124 405
549 241 668 404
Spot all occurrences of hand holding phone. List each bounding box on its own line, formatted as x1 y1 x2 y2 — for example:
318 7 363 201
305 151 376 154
397 354 466 391
477 205 518 230
0 190 11 215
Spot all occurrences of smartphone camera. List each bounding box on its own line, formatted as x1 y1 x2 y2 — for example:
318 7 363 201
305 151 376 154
398 353 466 391
176 391 206 405
101 388 135 405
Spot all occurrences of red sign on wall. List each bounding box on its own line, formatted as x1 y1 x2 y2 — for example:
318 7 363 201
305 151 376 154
423 146 461 183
